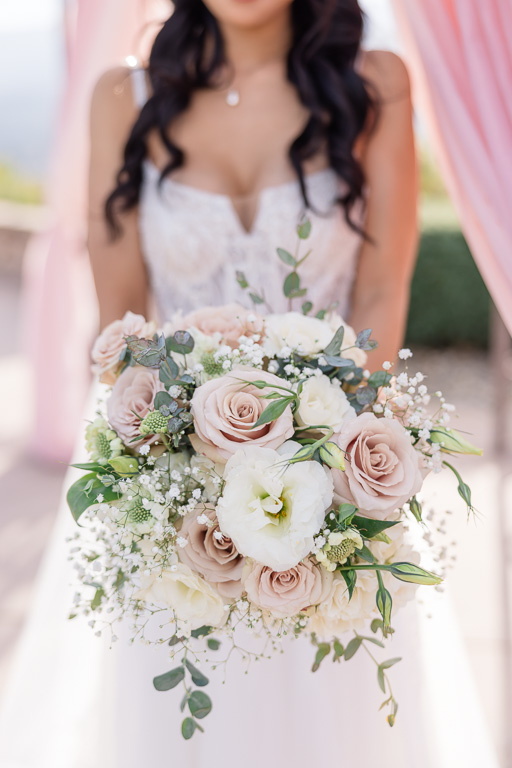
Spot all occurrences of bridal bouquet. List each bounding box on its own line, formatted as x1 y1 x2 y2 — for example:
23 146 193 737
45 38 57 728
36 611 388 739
68 220 480 738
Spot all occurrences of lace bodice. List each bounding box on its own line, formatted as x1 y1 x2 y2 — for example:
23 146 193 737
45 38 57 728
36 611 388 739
139 160 363 321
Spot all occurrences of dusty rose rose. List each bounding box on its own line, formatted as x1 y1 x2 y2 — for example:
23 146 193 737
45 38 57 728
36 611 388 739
189 368 294 463
179 504 244 598
175 304 263 349
332 412 423 519
243 558 326 619
107 366 164 445
92 311 155 385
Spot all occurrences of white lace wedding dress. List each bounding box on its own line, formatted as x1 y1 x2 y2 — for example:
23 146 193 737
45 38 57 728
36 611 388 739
0 72 500 768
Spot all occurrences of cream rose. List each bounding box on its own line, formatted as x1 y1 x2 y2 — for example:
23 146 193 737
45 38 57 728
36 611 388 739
107 366 164 445
92 311 155 385
243 558 327 618
308 570 378 638
332 413 423 519
135 563 227 633
179 504 245 598
326 312 367 369
216 442 333 571
262 312 334 357
296 374 356 432
176 304 264 349
190 368 294 463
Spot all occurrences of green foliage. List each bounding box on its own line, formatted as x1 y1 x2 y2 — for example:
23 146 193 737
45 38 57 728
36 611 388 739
153 666 185 691
67 473 120 524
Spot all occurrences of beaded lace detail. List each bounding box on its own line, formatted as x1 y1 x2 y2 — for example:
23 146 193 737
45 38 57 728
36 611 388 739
139 159 363 321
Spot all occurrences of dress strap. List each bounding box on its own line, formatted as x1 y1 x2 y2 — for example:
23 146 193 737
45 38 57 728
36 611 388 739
126 57 149 109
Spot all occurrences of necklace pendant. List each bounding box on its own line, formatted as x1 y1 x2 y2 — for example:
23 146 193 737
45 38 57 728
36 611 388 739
226 88 240 107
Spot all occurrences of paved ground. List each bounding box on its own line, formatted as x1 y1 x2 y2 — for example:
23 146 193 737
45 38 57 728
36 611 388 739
1 213 511 765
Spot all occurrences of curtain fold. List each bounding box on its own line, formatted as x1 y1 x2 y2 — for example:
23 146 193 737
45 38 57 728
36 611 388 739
391 0 512 335
23 0 167 461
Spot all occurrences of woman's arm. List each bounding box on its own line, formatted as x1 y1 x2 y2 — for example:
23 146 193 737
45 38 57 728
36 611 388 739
88 67 149 329
349 50 418 369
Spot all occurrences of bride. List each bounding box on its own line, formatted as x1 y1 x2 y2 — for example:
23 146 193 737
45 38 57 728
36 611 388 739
0 1 500 766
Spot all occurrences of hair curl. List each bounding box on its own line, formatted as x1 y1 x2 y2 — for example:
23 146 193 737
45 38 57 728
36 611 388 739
105 0 376 235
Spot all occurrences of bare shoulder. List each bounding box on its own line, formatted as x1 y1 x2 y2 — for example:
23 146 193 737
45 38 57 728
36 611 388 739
360 50 411 103
90 65 139 134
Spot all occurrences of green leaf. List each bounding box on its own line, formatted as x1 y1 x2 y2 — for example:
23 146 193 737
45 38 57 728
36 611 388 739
236 271 249 289
184 659 209 687
169 635 182 647
367 371 392 388
181 717 197 740
323 325 345 358
357 634 385 648
207 638 221 651
67 473 120 524
338 503 358 524
371 618 384 634
297 218 312 239
154 391 173 410
312 642 331 672
355 386 378 406
283 271 300 298
302 301 313 315
108 456 139 476
389 562 442 585
380 657 402 670
153 666 185 691
333 639 345 661
341 568 357 599
316 309 327 320
344 636 362 661
352 516 399 540
355 329 372 348
159 356 179 388
252 397 293 430
276 247 297 266
167 331 195 356
180 694 189 713
355 544 376 563
249 292 265 305
188 691 212 719
377 666 386 693
91 587 104 611
125 334 166 367
190 625 212 639
71 462 108 472
323 355 355 369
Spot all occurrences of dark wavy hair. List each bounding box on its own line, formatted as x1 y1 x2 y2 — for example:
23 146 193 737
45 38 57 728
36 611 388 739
105 0 376 235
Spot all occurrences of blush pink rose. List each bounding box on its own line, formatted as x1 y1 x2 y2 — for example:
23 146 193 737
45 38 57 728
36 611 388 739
107 366 164 445
177 304 264 349
179 504 244 598
332 412 423 519
190 368 294 463
244 559 325 619
92 311 155 385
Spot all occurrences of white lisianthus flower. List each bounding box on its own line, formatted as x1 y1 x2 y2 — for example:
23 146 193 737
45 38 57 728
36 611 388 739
135 563 227 633
307 570 377 638
326 312 368 369
262 312 333 357
216 442 333 571
296 374 356 433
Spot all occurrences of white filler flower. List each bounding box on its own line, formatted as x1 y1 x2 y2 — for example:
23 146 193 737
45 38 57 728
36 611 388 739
296 374 356 432
216 442 333 571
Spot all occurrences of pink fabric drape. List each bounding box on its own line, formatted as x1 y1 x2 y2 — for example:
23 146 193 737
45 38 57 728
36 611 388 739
391 0 512 335
23 0 168 462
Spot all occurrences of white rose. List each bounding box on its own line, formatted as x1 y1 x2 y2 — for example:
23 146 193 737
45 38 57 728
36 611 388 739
296 374 356 432
263 312 333 357
326 312 367 369
216 442 333 571
307 570 377 638
135 563 227 633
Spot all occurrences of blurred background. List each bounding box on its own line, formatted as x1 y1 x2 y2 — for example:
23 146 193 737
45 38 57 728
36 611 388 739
0 0 510 764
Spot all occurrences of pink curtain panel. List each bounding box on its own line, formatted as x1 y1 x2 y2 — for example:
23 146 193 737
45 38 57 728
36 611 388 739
392 0 512 335
22 0 167 462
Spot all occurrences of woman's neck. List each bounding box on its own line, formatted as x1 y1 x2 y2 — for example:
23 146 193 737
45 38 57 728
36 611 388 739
219 9 292 75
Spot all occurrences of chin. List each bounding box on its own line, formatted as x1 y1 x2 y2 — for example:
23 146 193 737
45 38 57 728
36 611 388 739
203 0 293 28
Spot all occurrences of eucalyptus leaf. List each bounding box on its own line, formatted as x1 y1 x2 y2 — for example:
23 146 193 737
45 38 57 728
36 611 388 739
297 218 312 239
188 690 212 719
154 391 173 410
167 331 195 356
312 642 331 672
236 271 249 289
207 638 221 651
368 371 392 388
276 247 297 266
184 659 209 687
191 625 212 639
159 356 179 388
324 325 345 357
153 666 185 691
344 636 362 661
355 329 372 348
356 386 378 406
181 717 197 740
283 271 300 298
380 657 402 670
323 355 355 369
249 292 265 305
333 640 345 660
125 335 166 368
377 666 386 693
302 301 313 315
